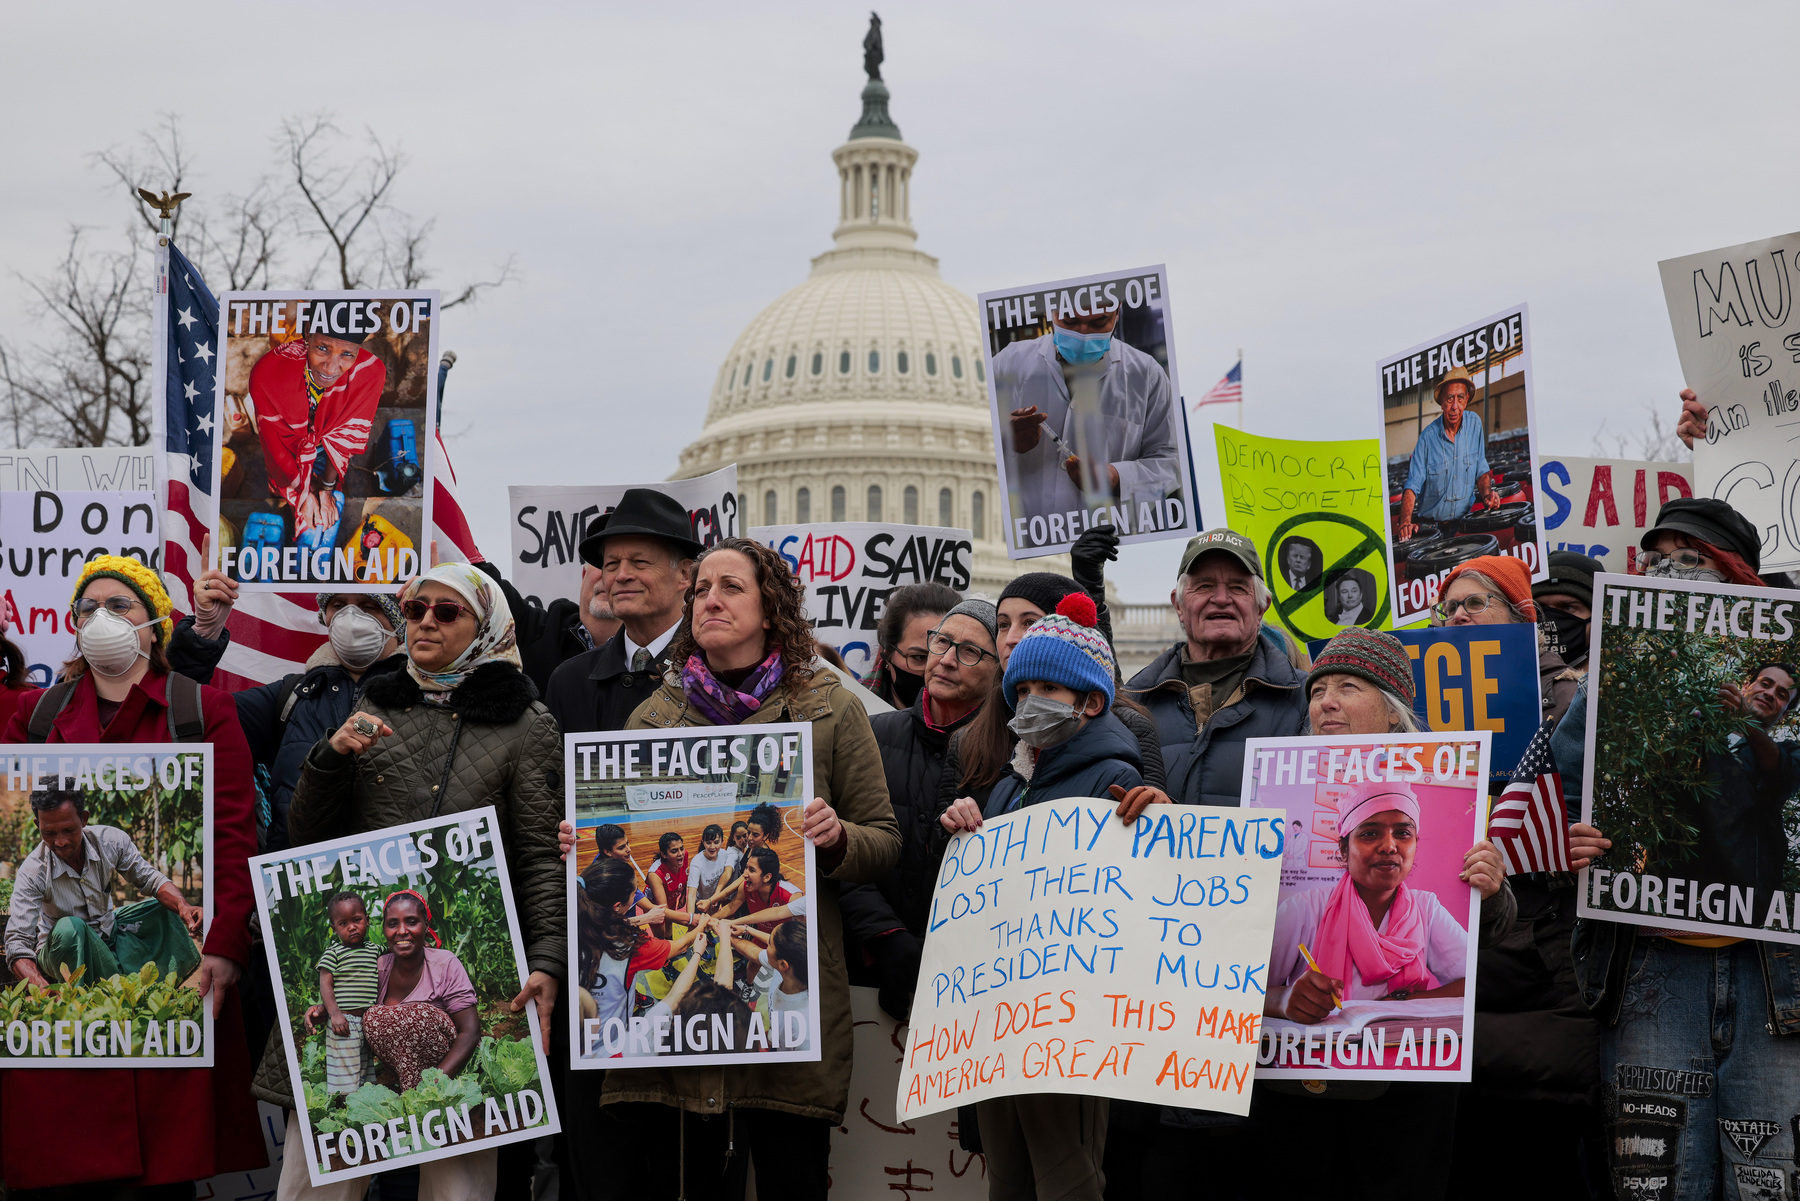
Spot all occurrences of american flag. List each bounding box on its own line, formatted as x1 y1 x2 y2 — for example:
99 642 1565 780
1193 359 1242 408
1488 717 1573 875
156 240 483 691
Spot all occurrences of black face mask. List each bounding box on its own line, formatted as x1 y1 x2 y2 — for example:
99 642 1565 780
1541 607 1589 665
890 666 925 708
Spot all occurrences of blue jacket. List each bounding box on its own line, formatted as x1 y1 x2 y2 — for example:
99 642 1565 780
1126 630 1309 809
1552 679 1800 1034
983 708 1144 817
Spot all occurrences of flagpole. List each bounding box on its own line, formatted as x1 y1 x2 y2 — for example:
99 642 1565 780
140 189 188 605
1236 346 1244 432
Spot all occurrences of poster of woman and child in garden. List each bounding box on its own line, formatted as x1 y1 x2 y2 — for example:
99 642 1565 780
251 807 559 1185
564 724 820 1070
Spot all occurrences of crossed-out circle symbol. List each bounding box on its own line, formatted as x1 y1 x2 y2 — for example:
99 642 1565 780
1264 511 1392 639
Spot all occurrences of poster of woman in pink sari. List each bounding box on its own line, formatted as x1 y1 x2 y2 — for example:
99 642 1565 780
1241 732 1490 1081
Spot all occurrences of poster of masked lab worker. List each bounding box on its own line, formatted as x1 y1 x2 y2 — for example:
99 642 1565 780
979 266 1197 559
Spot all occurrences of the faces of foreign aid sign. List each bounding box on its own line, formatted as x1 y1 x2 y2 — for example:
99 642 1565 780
1242 732 1489 1082
1537 456 1694 576
1659 232 1800 575
211 290 440 594
565 725 820 1070
978 265 1198 559
1379 304 1546 627
749 522 973 680
900 799 1282 1122
251 808 558 1186
1580 573 1800 943
0 747 213 1068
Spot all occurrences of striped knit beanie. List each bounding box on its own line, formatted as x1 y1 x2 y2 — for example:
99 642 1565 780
1002 594 1116 710
72 555 173 646
1303 626 1415 706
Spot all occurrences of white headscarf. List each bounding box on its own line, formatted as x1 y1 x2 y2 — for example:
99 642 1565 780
400 563 521 700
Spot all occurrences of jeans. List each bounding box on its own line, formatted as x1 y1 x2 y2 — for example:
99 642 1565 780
1601 937 1800 1201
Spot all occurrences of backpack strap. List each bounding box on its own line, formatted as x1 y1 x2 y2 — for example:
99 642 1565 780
165 670 206 743
25 680 78 744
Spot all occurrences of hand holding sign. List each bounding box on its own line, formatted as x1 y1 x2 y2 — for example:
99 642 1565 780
802 796 843 849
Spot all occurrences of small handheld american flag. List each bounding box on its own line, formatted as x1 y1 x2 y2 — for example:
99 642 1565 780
1488 717 1573 875
1193 359 1242 409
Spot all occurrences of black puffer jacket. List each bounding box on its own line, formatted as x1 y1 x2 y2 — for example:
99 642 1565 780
840 694 983 947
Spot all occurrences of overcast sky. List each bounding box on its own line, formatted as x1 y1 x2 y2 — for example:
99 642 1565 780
5 1 1797 602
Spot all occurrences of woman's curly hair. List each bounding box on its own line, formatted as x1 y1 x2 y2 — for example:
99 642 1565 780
668 538 817 684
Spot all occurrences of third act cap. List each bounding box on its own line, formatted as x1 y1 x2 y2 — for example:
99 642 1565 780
1178 528 1262 580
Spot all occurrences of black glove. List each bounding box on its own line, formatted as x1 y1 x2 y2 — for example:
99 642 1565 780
1069 525 1120 598
871 930 923 1023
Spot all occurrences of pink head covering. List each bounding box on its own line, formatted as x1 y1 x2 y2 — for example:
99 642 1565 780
1311 779 1435 996
1336 780 1421 838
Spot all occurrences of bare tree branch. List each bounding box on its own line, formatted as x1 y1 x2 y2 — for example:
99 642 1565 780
281 116 405 290
1591 403 1688 463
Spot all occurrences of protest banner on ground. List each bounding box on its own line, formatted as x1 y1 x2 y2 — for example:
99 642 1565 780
0 448 155 493
251 808 558 1185
0 746 213 1067
1379 305 1545 625
566 725 819 1069
1306 625 1540 781
1578 573 1800 942
0 491 161 686
978 266 1197 559
898 798 1282 1121
1660 233 1800 573
210 291 439 592
1538 456 1694 574
509 466 740 610
1241 732 1489 1081
749 522 973 680
1217 425 1391 643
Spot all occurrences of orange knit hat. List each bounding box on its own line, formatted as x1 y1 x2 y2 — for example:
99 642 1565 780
1439 555 1537 621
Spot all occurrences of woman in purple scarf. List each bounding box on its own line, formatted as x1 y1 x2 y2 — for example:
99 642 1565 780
605 537 900 1200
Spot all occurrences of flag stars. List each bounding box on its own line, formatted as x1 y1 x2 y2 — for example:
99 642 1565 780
176 306 198 331
191 340 214 364
183 381 199 402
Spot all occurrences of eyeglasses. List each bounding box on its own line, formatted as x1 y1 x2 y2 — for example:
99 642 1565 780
927 631 997 667
71 596 143 622
401 599 476 624
893 648 930 670
1638 548 1712 572
1432 592 1505 621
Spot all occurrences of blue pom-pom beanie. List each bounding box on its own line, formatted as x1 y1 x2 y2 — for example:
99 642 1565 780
1002 594 1116 710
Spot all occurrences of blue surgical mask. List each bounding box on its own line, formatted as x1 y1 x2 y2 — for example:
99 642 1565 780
1051 325 1112 365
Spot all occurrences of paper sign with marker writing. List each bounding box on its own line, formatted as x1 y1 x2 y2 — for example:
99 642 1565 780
1306 625 1540 780
899 799 1283 1121
1216 424 1392 644
750 522 973 681
1660 234 1800 573
1537 456 1693 576
1242 732 1489 1082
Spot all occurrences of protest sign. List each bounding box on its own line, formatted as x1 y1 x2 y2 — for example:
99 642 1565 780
899 798 1282 1121
1217 425 1391 643
1241 732 1489 1081
251 808 558 1185
0 491 161 686
509 466 740 609
1379 305 1545 625
210 291 439 592
0 746 213 1067
0 448 155 493
978 265 1197 559
1578 573 1800 942
1538 456 1694 574
566 724 819 1069
1659 233 1800 573
1306 625 1541 781
749 522 973 679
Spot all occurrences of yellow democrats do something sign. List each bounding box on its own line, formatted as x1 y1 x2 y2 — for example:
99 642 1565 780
1215 425 1394 644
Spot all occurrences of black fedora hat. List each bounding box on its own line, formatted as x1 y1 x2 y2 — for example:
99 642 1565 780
578 488 705 568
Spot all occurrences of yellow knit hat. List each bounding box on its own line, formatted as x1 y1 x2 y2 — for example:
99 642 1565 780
70 555 174 645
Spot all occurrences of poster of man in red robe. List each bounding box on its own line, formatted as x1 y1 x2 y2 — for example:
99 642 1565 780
211 291 438 592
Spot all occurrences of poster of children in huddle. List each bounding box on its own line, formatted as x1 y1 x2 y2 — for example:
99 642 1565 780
1241 732 1490 1081
565 724 820 1069
250 808 558 1185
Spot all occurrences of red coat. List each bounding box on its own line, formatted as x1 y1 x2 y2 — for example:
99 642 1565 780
0 670 267 1187
247 338 385 529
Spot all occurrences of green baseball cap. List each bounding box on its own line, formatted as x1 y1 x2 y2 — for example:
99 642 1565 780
1178 528 1263 580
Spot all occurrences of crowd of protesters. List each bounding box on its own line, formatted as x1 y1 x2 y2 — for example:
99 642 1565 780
1 383 1793 1201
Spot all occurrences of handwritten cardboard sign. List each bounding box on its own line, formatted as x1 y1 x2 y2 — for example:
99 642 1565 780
1660 233 1800 573
899 799 1283 1121
1538 456 1693 575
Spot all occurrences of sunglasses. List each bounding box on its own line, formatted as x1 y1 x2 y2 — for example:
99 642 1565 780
401 599 476 624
